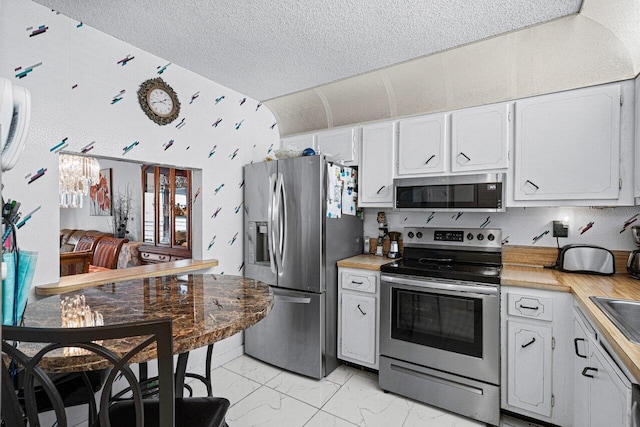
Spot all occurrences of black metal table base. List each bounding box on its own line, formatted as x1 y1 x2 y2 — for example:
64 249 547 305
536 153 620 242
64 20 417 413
175 344 214 397
137 343 215 398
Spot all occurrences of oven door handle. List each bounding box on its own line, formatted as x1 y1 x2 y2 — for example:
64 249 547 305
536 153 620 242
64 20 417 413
381 274 498 296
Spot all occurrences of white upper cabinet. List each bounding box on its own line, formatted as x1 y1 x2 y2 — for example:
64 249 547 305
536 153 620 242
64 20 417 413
316 127 359 165
514 84 621 201
635 74 640 199
397 113 448 176
281 133 315 152
359 121 395 207
451 103 510 172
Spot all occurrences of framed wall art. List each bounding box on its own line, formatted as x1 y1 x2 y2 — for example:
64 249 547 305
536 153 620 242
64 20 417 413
89 168 112 216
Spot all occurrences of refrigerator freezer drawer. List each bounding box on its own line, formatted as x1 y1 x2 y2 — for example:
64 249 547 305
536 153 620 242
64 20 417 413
244 288 324 379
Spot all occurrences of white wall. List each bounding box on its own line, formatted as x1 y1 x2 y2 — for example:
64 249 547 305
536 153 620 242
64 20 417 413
0 0 279 286
59 158 143 241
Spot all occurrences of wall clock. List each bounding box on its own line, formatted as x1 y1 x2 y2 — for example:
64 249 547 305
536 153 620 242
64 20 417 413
137 77 181 125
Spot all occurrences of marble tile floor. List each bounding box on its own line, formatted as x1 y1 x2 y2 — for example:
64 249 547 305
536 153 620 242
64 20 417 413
39 353 539 427
186 355 489 427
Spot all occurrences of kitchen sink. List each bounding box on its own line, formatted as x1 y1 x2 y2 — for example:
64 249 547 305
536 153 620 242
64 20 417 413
590 297 640 344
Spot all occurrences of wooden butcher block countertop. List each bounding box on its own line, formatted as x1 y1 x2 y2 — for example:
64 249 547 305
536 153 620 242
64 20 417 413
337 254 397 271
503 246 640 382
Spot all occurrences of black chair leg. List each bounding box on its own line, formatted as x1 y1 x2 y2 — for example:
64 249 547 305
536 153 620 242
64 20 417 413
205 343 213 396
139 361 148 382
78 371 99 425
176 352 189 398
178 344 215 397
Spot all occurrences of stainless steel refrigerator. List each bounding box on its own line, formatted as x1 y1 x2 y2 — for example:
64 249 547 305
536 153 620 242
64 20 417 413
243 155 363 379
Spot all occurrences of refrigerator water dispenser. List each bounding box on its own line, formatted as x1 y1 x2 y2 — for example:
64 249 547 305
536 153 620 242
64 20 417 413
247 221 269 265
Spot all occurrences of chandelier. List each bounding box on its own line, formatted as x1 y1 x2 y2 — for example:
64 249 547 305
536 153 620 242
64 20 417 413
59 154 100 208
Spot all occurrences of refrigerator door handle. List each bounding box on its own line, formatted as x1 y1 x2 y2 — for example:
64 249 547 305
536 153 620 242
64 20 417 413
275 295 311 304
274 172 285 275
268 173 277 274
279 172 288 268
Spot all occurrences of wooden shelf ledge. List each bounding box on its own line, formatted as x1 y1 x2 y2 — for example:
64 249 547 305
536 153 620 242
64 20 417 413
36 259 218 296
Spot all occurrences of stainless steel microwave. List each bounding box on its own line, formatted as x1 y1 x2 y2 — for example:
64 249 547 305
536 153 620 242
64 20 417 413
394 173 505 212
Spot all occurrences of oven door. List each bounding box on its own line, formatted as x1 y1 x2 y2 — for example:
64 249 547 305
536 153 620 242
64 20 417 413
380 274 499 385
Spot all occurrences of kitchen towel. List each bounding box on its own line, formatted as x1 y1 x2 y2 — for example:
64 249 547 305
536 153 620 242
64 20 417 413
2 250 37 325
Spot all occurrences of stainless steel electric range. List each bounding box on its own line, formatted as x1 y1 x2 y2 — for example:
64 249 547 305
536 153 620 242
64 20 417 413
379 227 502 426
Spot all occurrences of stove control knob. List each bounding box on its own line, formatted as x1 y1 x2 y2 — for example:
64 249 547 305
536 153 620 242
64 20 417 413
407 231 414 239
487 233 495 241
466 233 474 241
476 233 485 241
416 232 423 239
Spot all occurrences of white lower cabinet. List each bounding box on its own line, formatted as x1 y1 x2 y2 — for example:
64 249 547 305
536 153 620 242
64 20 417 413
573 306 634 427
501 287 573 426
506 320 553 416
338 267 379 369
588 346 632 426
340 293 376 366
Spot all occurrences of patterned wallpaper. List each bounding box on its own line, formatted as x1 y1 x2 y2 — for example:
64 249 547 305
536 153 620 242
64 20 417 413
363 206 640 251
1 0 279 285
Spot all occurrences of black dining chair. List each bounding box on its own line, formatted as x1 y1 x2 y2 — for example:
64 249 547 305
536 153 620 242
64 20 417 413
1 318 230 427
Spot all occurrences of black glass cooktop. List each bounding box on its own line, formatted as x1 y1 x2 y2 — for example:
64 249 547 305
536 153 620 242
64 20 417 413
381 247 502 285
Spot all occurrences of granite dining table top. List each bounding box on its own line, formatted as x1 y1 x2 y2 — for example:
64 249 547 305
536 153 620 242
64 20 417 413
14 274 273 372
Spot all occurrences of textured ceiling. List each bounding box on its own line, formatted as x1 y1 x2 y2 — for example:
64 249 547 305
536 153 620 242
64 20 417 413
30 0 582 101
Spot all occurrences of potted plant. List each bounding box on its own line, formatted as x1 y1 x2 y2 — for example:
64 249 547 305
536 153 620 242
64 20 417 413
111 185 133 239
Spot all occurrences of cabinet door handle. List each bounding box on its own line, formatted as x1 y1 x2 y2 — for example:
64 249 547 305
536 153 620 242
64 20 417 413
582 367 598 378
357 304 367 316
519 304 539 310
425 154 435 165
351 281 363 285
574 338 587 358
521 337 536 348
458 152 470 162
525 180 539 190
376 186 385 194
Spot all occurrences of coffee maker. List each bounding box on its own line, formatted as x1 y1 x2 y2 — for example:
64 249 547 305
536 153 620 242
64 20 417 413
387 231 401 258
376 212 388 256
627 226 640 279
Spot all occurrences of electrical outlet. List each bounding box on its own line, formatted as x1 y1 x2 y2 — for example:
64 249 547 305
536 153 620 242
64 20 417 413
552 220 568 238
